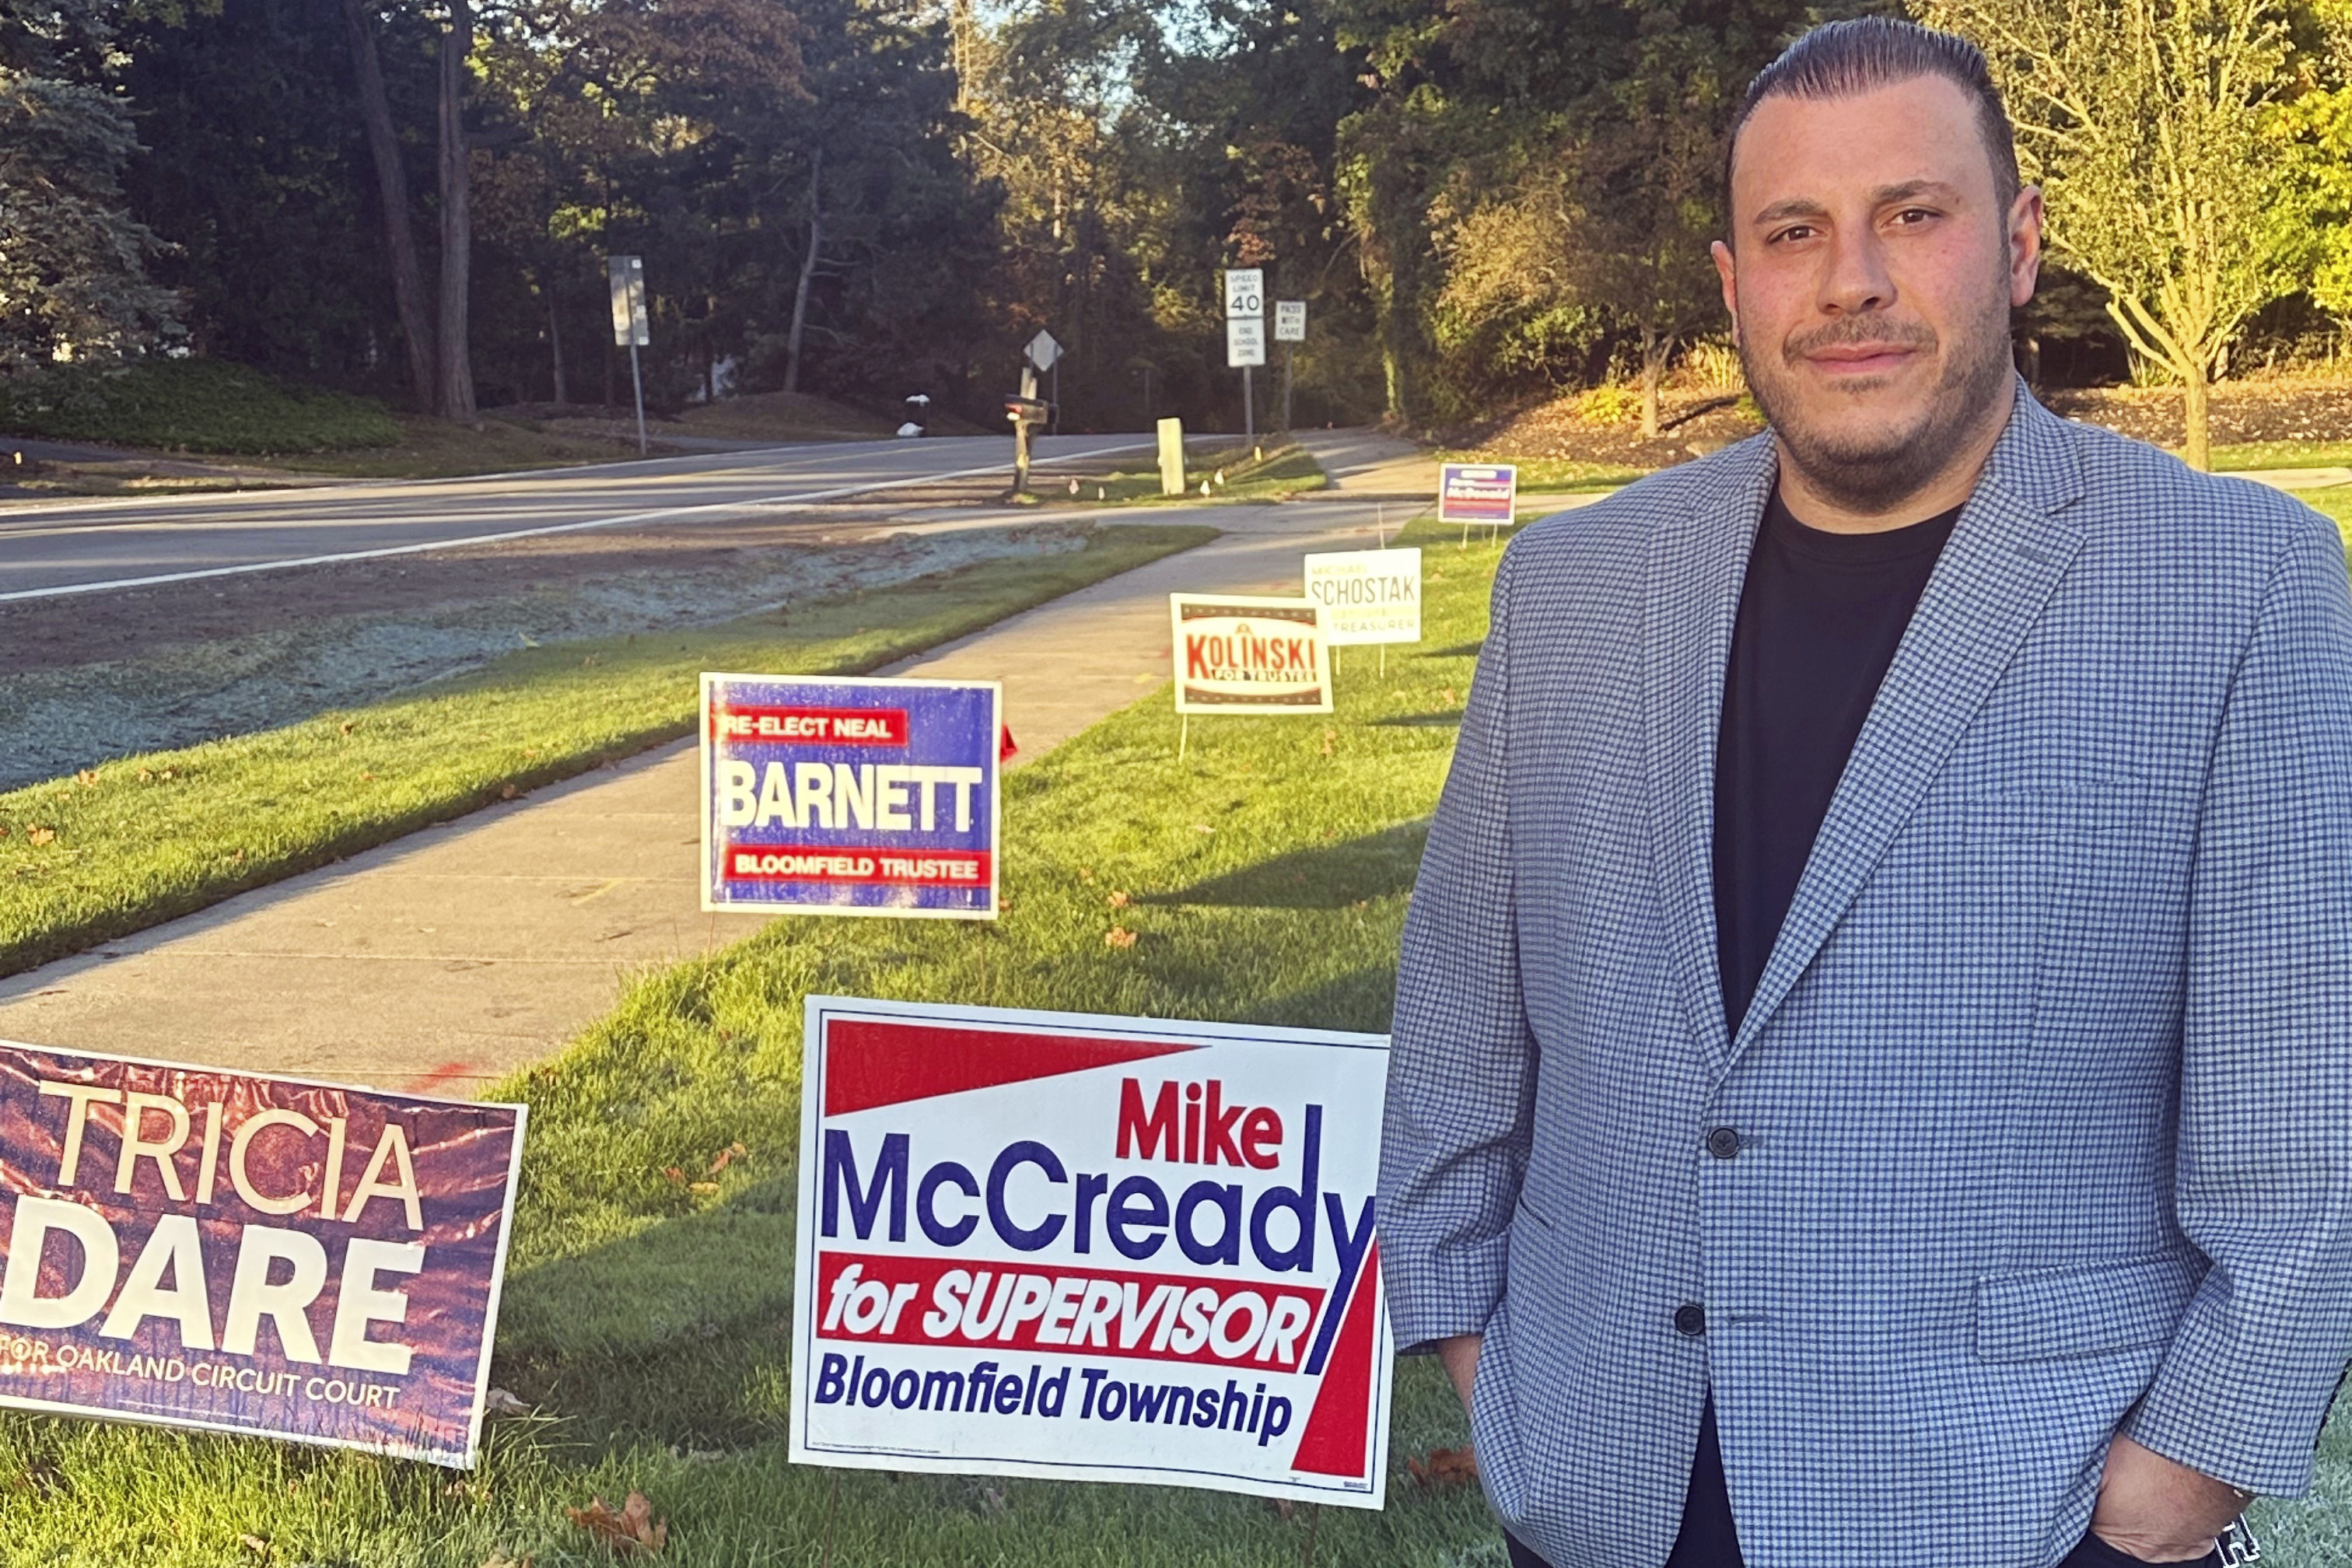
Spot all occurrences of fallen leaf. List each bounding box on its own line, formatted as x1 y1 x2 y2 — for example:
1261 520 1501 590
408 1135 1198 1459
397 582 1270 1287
238 1535 271 1558
1106 891 1130 908
1104 926 1137 950
499 783 520 801
74 769 99 787
481 1554 534 1568
565 1491 667 1556
663 1167 685 1185
1441 688 1457 705
338 722 355 736
688 1181 719 1195
1405 1444 1479 1489
137 768 152 782
27 828 54 845
708 1142 745 1174
1321 727 1336 757
1192 824 1213 835
1078 866 1094 881
482 1387 530 1417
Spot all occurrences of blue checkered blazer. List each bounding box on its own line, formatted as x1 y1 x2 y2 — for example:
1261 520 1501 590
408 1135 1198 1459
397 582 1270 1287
1381 383 2352 1568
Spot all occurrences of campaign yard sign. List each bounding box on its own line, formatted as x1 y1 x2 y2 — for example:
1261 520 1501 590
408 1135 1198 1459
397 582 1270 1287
790 997 1393 1507
1303 549 1422 647
1168 596 1332 716
702 674 1002 919
0 1041 524 1467
1437 463 1518 527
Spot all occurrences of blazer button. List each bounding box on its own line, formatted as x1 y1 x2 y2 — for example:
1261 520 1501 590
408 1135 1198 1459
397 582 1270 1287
1674 1303 1707 1337
1706 1126 1742 1160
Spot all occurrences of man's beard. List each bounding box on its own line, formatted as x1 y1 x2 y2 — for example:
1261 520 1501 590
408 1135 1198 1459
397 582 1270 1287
1738 281 2016 516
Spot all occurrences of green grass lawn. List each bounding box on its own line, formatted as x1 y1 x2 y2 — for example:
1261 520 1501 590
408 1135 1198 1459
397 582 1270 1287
0 522 1506 1566
0 525 1212 980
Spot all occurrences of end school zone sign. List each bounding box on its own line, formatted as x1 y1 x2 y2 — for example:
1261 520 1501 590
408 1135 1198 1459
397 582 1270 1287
789 997 1394 1507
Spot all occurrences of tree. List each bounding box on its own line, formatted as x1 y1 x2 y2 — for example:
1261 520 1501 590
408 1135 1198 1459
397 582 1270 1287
1923 0 2305 468
0 0 180 366
342 0 437 408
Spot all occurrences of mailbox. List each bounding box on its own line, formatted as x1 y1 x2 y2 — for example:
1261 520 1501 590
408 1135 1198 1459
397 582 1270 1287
1004 396 1048 425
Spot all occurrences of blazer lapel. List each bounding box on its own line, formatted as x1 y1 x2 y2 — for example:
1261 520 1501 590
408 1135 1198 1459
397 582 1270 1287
1644 435 1776 1079
1724 386 2089 1066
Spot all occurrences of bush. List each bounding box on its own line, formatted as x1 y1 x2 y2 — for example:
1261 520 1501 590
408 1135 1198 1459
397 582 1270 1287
0 359 402 454
1575 381 1646 425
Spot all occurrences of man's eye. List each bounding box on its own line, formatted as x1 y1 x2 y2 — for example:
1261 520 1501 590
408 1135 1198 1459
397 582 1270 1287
1770 225 1817 244
1891 208 1938 226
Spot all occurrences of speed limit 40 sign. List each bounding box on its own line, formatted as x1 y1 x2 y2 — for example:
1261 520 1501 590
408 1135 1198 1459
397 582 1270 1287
1223 268 1264 319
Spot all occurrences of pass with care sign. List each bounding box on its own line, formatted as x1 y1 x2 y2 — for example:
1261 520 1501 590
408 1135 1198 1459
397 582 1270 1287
789 997 1393 1506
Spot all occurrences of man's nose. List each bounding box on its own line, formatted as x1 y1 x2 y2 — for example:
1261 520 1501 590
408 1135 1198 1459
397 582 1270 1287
1817 226 1895 315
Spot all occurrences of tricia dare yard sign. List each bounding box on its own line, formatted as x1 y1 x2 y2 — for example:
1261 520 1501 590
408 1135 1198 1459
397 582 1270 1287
0 1041 524 1467
789 997 1394 1507
702 674 1002 919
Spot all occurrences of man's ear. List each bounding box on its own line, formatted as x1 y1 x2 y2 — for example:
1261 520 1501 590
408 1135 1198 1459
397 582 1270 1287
2008 186 2045 309
1711 238 1740 345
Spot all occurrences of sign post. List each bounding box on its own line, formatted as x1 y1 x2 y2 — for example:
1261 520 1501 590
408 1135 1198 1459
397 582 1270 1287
1223 269 1265 442
607 255 650 455
1273 301 1306 432
1026 331 1063 436
1157 416 1186 496
789 996 1394 1509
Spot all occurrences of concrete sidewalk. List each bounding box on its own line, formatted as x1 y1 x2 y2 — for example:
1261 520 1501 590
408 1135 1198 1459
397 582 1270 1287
0 433 1434 1094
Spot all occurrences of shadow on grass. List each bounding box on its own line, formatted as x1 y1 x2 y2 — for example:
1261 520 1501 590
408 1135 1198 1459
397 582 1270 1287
1420 640 1484 660
1371 711 1462 730
1142 822 1428 910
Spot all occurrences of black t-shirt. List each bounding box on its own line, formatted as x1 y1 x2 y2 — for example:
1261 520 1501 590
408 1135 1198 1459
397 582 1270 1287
1712 487 1961 1034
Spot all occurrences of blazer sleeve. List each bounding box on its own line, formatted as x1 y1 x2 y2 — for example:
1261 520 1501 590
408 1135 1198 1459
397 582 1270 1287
2119 508 2352 1496
1377 544 1538 1354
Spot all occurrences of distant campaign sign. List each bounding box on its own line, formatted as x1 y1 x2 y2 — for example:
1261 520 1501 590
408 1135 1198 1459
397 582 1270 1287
1303 548 1421 647
789 997 1394 1507
1437 462 1518 526
0 1042 524 1467
702 674 1002 920
1168 595 1331 715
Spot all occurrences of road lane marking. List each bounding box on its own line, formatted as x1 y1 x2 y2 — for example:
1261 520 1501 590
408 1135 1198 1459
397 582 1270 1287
0 439 1153 604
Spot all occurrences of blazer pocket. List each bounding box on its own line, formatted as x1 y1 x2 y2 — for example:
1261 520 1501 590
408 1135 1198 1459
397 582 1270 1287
1974 1248 2206 1363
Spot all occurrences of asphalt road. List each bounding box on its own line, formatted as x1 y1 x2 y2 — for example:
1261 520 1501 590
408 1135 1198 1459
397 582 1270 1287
0 432 1152 603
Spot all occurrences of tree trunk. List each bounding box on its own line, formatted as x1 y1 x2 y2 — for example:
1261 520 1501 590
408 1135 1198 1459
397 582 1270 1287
436 0 477 422
547 286 567 404
2182 364 2210 472
784 147 822 396
340 0 436 412
1639 324 1669 439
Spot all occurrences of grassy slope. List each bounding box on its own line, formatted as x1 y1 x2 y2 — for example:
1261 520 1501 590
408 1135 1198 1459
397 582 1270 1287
0 521 1502 1566
0 526 1213 979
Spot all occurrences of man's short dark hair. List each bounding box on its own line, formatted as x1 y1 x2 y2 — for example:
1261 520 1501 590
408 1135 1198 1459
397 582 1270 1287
1724 18 2022 226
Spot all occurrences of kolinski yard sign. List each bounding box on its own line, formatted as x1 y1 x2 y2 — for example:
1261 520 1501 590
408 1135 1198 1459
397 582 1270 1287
702 674 1003 919
789 997 1393 1507
1167 595 1332 715
0 1042 524 1467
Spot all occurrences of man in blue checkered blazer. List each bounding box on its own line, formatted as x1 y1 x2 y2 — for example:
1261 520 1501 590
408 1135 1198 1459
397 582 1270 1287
1381 19 2352 1568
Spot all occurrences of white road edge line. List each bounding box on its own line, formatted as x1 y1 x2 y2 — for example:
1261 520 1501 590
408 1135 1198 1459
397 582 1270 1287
0 439 1156 606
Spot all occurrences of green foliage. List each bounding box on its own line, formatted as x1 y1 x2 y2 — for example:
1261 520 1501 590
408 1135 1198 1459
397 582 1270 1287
0 359 401 453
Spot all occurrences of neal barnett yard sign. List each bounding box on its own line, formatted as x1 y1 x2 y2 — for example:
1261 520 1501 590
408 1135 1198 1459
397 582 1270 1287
702 674 1003 919
0 1042 524 1467
789 997 1395 1507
